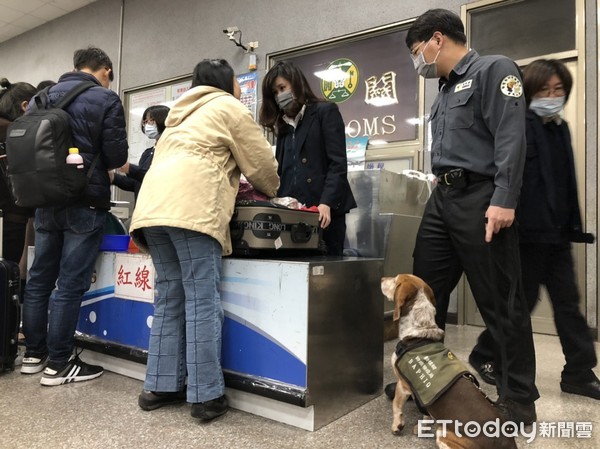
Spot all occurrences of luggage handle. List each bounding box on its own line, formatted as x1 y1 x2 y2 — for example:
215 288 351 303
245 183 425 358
0 210 20 346
10 289 20 345
290 222 315 243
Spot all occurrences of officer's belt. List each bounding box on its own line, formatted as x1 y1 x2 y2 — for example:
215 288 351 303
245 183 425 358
437 168 492 187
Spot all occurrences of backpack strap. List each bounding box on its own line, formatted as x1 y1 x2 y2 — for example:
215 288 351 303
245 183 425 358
86 153 100 180
54 81 101 178
34 86 52 109
54 81 98 110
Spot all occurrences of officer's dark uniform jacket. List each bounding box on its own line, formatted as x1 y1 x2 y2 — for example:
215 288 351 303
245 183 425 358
28 71 128 209
429 50 526 209
275 102 356 215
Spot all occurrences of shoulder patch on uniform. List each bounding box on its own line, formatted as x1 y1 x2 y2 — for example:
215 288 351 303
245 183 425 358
500 75 523 98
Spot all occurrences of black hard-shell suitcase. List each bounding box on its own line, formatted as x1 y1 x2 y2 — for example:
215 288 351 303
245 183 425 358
230 202 324 256
0 211 21 371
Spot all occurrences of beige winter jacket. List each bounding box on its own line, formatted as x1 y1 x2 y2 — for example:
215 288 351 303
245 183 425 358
129 86 279 255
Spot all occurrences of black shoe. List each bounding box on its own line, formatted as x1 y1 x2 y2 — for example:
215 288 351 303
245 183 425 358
495 398 537 426
191 395 229 421
469 356 496 386
138 389 187 411
560 378 600 400
384 382 396 400
40 355 103 386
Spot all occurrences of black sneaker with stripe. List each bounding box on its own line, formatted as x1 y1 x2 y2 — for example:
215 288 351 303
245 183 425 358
20 353 48 374
40 354 103 386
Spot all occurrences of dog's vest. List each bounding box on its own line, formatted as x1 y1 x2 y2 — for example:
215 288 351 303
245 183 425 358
395 340 472 407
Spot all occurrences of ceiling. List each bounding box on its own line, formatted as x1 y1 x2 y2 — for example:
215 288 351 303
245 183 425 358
0 0 96 44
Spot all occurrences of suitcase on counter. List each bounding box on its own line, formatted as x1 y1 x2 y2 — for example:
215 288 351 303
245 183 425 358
0 211 21 372
230 202 325 256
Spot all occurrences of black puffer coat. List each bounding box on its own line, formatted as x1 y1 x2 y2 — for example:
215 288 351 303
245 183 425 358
28 71 128 208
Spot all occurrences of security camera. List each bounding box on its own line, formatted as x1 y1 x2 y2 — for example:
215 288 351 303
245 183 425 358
223 26 239 34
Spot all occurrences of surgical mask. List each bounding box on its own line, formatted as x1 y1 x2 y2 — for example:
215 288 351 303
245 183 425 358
529 96 565 117
276 91 294 110
144 123 159 140
412 39 440 79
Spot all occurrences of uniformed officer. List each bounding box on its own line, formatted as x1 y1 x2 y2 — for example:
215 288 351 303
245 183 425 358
406 9 539 425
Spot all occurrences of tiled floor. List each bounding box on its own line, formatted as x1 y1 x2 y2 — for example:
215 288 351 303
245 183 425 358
1 325 598 449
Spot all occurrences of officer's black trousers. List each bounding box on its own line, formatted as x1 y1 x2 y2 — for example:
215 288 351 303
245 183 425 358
473 241 597 383
413 180 539 404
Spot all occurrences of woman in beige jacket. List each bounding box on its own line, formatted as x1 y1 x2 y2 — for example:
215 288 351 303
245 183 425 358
130 59 279 421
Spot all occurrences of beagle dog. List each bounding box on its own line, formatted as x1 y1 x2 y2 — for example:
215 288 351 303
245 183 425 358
381 274 517 449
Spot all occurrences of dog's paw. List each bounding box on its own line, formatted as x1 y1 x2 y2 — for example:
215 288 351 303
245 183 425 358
391 425 404 435
391 420 405 435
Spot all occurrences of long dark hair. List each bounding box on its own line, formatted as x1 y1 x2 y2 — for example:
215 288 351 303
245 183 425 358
0 78 37 121
523 59 572 106
259 60 321 135
191 59 234 95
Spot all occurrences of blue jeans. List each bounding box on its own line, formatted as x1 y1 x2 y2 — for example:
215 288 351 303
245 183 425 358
142 226 224 403
23 207 107 365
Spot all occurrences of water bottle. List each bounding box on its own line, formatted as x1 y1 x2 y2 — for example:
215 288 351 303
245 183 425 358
66 147 84 169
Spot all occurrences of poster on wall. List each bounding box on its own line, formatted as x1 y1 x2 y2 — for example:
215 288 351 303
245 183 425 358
125 78 192 165
271 27 419 147
237 72 258 120
170 80 192 102
346 136 369 171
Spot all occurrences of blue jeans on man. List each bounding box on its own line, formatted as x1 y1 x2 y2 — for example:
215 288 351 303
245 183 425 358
23 207 107 365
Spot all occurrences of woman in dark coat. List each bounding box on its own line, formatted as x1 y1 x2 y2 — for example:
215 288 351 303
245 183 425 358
470 59 599 400
112 105 170 201
260 61 356 256
0 78 36 263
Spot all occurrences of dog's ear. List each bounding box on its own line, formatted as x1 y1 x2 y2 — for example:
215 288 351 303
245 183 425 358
393 278 419 321
381 276 399 300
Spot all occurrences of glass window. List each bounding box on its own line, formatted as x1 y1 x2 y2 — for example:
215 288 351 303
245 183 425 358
469 0 575 60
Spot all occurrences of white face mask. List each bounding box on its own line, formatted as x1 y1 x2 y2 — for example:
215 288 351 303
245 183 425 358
529 96 565 117
412 38 440 79
144 123 159 140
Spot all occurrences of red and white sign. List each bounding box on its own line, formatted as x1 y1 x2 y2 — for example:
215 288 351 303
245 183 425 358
114 253 155 303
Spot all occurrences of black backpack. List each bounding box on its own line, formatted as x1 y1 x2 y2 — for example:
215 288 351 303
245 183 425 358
5 81 100 208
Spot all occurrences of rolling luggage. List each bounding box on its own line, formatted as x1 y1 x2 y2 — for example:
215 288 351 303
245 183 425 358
0 211 21 371
230 201 324 256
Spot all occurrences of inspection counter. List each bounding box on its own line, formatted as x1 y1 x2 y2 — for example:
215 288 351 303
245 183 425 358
71 252 383 431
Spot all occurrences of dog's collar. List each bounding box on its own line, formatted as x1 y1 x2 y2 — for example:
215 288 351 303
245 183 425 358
395 338 435 360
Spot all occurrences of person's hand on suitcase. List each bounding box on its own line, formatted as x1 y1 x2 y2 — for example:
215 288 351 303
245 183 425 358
318 204 331 229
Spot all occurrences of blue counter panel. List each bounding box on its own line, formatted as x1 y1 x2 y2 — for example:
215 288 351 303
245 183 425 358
78 287 153 350
222 315 307 388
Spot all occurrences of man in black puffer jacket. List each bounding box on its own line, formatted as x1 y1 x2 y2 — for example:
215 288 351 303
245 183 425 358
21 47 128 386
